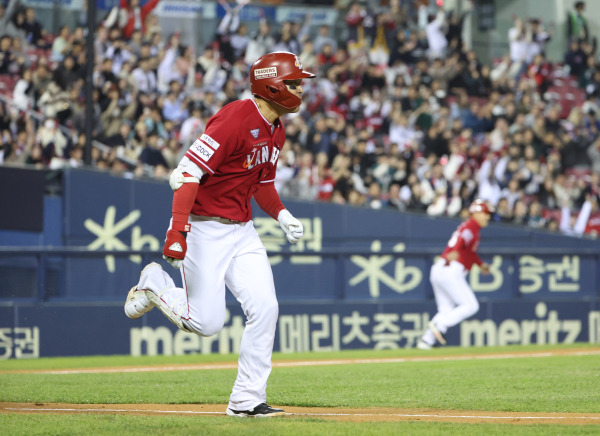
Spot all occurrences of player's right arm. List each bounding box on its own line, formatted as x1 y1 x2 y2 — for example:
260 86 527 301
162 106 236 267
162 157 202 268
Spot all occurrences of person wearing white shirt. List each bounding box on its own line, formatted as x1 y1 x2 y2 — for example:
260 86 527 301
130 57 157 94
425 8 448 60
560 197 593 236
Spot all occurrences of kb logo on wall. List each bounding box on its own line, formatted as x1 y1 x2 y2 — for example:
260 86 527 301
85 206 160 272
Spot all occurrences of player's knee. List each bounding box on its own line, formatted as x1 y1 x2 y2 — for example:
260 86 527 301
251 297 279 325
465 298 479 317
185 317 224 337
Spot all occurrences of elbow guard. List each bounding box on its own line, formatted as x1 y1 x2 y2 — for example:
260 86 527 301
169 168 200 191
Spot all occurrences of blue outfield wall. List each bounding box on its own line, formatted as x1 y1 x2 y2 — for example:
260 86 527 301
1 299 599 358
0 168 599 358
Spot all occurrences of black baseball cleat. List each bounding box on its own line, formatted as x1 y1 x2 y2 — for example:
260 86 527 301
226 403 285 418
428 321 447 345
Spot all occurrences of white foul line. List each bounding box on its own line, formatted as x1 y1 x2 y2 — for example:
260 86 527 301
4 407 600 421
13 349 600 375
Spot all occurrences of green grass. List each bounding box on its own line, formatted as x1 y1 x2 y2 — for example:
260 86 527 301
1 344 599 435
0 343 593 371
1 415 598 436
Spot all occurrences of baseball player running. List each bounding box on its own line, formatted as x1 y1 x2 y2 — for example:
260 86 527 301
417 199 495 349
124 52 315 417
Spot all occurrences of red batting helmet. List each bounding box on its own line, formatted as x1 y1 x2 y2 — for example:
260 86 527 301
250 51 316 110
469 199 495 215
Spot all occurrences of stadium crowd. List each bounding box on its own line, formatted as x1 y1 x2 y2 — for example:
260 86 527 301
1 0 600 237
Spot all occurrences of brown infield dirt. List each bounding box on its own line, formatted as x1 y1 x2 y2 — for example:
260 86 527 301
2 348 600 425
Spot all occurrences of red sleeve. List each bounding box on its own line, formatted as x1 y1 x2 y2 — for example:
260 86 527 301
185 105 238 175
171 173 198 232
453 230 468 251
253 183 285 220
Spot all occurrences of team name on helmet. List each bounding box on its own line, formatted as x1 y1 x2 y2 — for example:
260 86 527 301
254 67 277 80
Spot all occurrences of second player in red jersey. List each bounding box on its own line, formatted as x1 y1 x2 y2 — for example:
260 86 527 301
418 199 495 349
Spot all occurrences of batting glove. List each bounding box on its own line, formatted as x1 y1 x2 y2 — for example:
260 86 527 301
278 209 304 244
162 229 187 269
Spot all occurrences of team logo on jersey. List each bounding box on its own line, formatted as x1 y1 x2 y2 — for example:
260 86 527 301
250 128 260 139
244 145 280 170
254 67 277 79
200 133 220 150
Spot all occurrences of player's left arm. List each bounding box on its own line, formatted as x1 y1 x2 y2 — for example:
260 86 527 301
479 261 490 274
472 234 488 273
254 182 304 244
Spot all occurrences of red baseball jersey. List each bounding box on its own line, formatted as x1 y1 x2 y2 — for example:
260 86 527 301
184 99 285 221
440 217 483 270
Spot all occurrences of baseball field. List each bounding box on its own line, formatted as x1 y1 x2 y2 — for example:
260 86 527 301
1 344 599 435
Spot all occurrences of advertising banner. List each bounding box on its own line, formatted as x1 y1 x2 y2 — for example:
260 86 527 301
1 299 599 358
155 0 216 18
59 170 600 302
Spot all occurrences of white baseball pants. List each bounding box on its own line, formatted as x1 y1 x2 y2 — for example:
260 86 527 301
429 258 480 333
145 219 279 411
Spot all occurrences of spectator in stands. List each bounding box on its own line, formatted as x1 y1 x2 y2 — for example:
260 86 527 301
477 156 502 206
22 7 47 48
51 25 72 62
512 199 529 225
161 88 188 124
564 39 587 79
526 200 547 228
244 17 274 65
38 81 71 123
130 56 157 94
157 33 191 93
425 5 448 60
105 0 161 40
12 68 33 110
492 197 513 223
567 1 589 43
36 118 68 164
216 0 248 65
138 130 167 167
0 35 16 75
100 82 138 138
560 128 592 170
527 18 552 62
178 102 204 145
365 181 384 209
161 136 181 169
508 17 528 75
426 185 448 216
1 0 600 238
230 21 249 62
560 195 593 236
105 31 134 76
54 55 83 90
313 24 338 56
273 20 301 55
0 0 23 44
